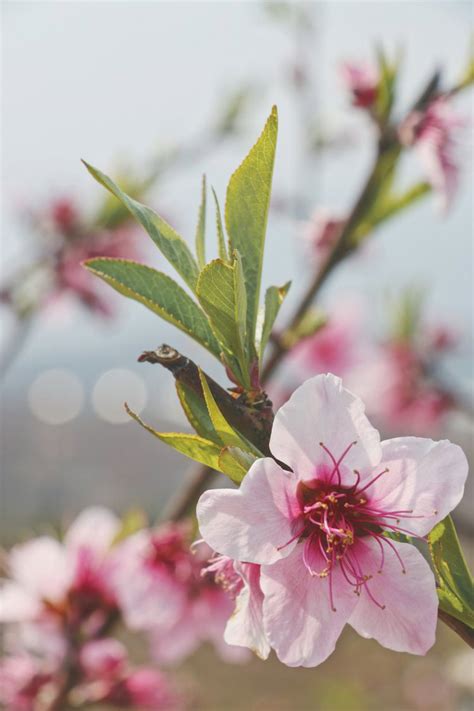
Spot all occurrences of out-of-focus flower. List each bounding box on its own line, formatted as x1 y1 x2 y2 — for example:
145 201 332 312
0 655 56 711
301 209 346 265
340 62 379 109
399 98 465 211
352 341 456 436
2 196 141 320
80 638 127 681
290 300 369 378
79 640 179 710
113 523 191 633
0 507 121 635
51 224 139 317
113 522 249 666
197 374 468 667
103 667 178 710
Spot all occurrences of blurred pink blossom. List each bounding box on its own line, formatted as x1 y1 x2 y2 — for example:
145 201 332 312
197 374 468 667
80 640 179 710
352 341 456 435
103 667 178 709
51 225 140 317
301 209 346 265
399 98 465 212
0 507 121 635
340 62 379 109
290 299 369 378
0 655 55 711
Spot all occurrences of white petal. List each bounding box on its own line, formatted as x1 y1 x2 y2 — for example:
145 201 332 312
197 458 298 565
65 506 121 554
224 564 270 660
0 582 40 622
9 537 72 604
348 538 438 654
270 374 381 479
261 546 358 667
373 437 468 536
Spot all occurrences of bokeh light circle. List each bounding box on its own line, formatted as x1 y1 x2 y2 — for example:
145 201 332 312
92 368 147 424
28 369 84 425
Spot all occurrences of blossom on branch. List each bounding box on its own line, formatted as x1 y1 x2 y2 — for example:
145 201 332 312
340 62 379 109
399 98 465 212
197 374 468 667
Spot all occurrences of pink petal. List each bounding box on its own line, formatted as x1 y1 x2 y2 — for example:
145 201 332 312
261 547 358 667
151 609 201 666
225 564 270 660
270 374 381 480
372 437 468 536
197 458 298 565
348 538 438 654
113 532 185 630
9 537 72 604
65 506 121 555
0 582 40 622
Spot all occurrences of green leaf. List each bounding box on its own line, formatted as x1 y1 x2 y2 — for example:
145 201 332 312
83 161 199 292
211 187 228 262
176 381 217 443
195 175 207 269
85 258 220 358
225 106 278 343
429 515 474 628
196 258 249 385
125 404 222 471
259 281 291 362
198 370 262 455
218 446 257 484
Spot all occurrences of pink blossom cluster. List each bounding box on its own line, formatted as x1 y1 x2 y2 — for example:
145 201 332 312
197 374 468 667
0 510 248 710
1 197 140 319
285 294 460 435
41 198 140 317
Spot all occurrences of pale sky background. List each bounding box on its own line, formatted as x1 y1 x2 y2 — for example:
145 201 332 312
1 1 473 528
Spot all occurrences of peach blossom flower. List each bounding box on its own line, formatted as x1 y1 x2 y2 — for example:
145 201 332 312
198 374 467 667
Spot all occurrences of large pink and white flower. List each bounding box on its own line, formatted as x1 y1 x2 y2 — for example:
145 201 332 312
197 374 468 667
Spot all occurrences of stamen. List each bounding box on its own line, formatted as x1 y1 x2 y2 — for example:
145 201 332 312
357 468 390 495
276 527 305 551
319 440 357 485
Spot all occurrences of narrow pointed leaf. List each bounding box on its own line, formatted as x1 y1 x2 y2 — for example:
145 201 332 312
85 258 220 358
211 187 228 262
196 258 249 385
125 404 222 470
198 370 261 455
83 161 199 291
176 381 217 443
218 446 257 484
225 107 278 342
429 515 474 628
195 175 207 269
259 281 291 362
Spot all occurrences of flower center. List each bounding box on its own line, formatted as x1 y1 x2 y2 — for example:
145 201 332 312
279 440 431 612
